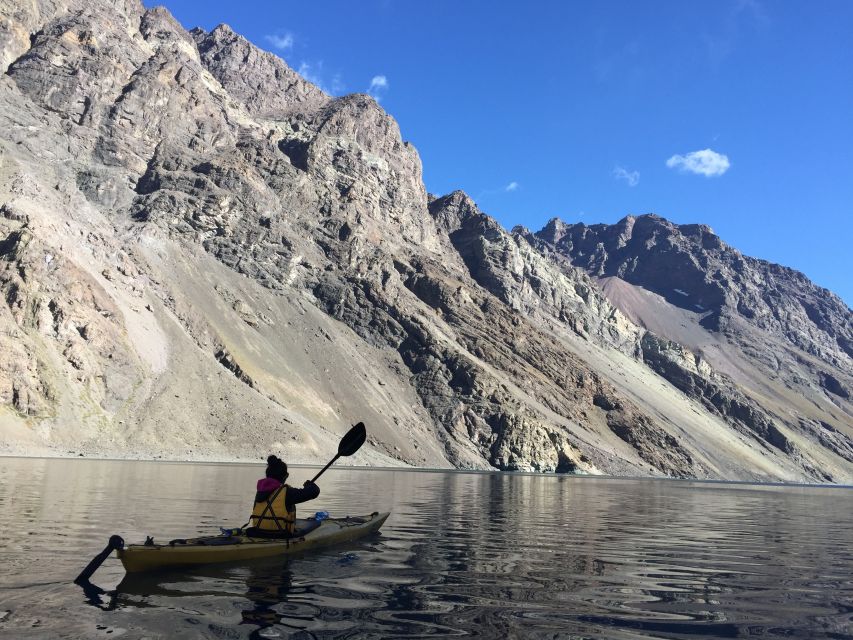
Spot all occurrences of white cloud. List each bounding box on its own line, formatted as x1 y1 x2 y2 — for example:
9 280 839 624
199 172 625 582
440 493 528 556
368 75 388 101
666 148 730 177
613 166 640 187
297 61 344 95
369 75 388 91
264 33 294 51
298 62 322 86
704 0 769 68
505 181 519 192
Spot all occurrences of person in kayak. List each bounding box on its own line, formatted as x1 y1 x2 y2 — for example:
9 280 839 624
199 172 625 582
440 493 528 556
246 455 320 538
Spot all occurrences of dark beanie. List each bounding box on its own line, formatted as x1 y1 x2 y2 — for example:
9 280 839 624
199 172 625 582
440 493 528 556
266 455 287 481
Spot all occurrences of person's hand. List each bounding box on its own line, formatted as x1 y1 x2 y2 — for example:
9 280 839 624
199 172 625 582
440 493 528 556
303 480 315 487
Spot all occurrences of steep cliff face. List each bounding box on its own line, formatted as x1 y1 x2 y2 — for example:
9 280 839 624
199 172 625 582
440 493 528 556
532 215 853 478
427 195 852 481
430 191 641 355
0 0 850 482
191 24 328 120
537 215 852 370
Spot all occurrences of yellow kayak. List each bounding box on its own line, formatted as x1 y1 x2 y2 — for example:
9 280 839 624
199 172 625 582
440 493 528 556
117 512 390 573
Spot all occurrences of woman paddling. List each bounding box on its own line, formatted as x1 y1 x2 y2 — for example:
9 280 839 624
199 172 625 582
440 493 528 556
246 455 320 538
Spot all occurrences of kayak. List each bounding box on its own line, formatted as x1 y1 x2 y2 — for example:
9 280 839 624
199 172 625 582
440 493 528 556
117 512 389 573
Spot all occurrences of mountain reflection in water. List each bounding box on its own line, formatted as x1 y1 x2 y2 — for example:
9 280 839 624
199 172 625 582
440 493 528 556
0 458 851 639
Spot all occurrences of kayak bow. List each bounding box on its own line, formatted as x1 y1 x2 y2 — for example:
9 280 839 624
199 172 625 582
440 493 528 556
118 512 389 573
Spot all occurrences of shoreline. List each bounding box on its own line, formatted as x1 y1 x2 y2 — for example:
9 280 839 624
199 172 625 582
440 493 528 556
2 452 850 490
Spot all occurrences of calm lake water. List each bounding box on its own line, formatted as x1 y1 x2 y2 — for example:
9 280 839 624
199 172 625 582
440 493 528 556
0 459 851 639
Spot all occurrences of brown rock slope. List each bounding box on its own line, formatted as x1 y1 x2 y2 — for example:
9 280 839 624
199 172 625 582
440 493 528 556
530 215 853 480
0 0 850 481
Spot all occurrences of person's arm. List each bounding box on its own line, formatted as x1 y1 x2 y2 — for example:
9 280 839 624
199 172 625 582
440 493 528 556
285 481 320 509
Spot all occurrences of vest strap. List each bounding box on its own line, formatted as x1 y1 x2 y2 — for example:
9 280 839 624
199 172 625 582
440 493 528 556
256 484 287 530
250 484 296 533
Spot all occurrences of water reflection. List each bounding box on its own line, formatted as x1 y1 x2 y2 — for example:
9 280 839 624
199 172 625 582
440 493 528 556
76 579 118 611
75 538 390 638
1 459 852 639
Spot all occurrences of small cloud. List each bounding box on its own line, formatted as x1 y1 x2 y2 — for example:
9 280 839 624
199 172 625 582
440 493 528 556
613 166 640 187
735 0 769 26
297 61 344 95
298 61 321 84
264 32 294 51
666 149 730 177
704 0 770 68
368 75 388 101
369 75 388 91
474 181 520 200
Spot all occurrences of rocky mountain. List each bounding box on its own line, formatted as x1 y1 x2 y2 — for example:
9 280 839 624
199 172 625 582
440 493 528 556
0 0 850 482
529 216 853 474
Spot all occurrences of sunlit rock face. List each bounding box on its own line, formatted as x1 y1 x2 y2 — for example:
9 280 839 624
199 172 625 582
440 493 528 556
531 215 853 480
0 0 850 482
537 214 851 367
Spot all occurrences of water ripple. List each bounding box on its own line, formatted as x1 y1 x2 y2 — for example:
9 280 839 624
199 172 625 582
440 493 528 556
0 460 851 638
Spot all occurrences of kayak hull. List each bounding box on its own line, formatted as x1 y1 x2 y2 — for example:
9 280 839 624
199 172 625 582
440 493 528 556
117 512 389 573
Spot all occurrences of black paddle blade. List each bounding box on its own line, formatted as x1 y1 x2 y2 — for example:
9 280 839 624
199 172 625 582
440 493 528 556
338 422 366 457
309 422 368 483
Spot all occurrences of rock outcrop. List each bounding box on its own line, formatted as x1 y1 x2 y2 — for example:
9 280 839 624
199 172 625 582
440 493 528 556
0 0 850 482
532 215 853 478
537 215 852 368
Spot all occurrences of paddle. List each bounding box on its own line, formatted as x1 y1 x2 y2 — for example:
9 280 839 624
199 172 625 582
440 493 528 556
309 421 366 483
74 423 367 583
74 534 125 585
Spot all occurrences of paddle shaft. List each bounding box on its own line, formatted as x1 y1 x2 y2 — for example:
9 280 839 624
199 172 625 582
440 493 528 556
74 424 366 581
307 422 366 483
310 454 340 483
74 535 124 584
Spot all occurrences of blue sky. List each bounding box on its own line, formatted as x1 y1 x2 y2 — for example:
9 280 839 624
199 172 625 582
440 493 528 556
150 0 852 305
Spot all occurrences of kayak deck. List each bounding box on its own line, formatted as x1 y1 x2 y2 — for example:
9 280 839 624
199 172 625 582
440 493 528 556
118 512 389 573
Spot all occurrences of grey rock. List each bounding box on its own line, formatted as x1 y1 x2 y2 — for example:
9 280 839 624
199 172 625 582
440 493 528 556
535 214 852 479
192 24 328 120
537 214 852 368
